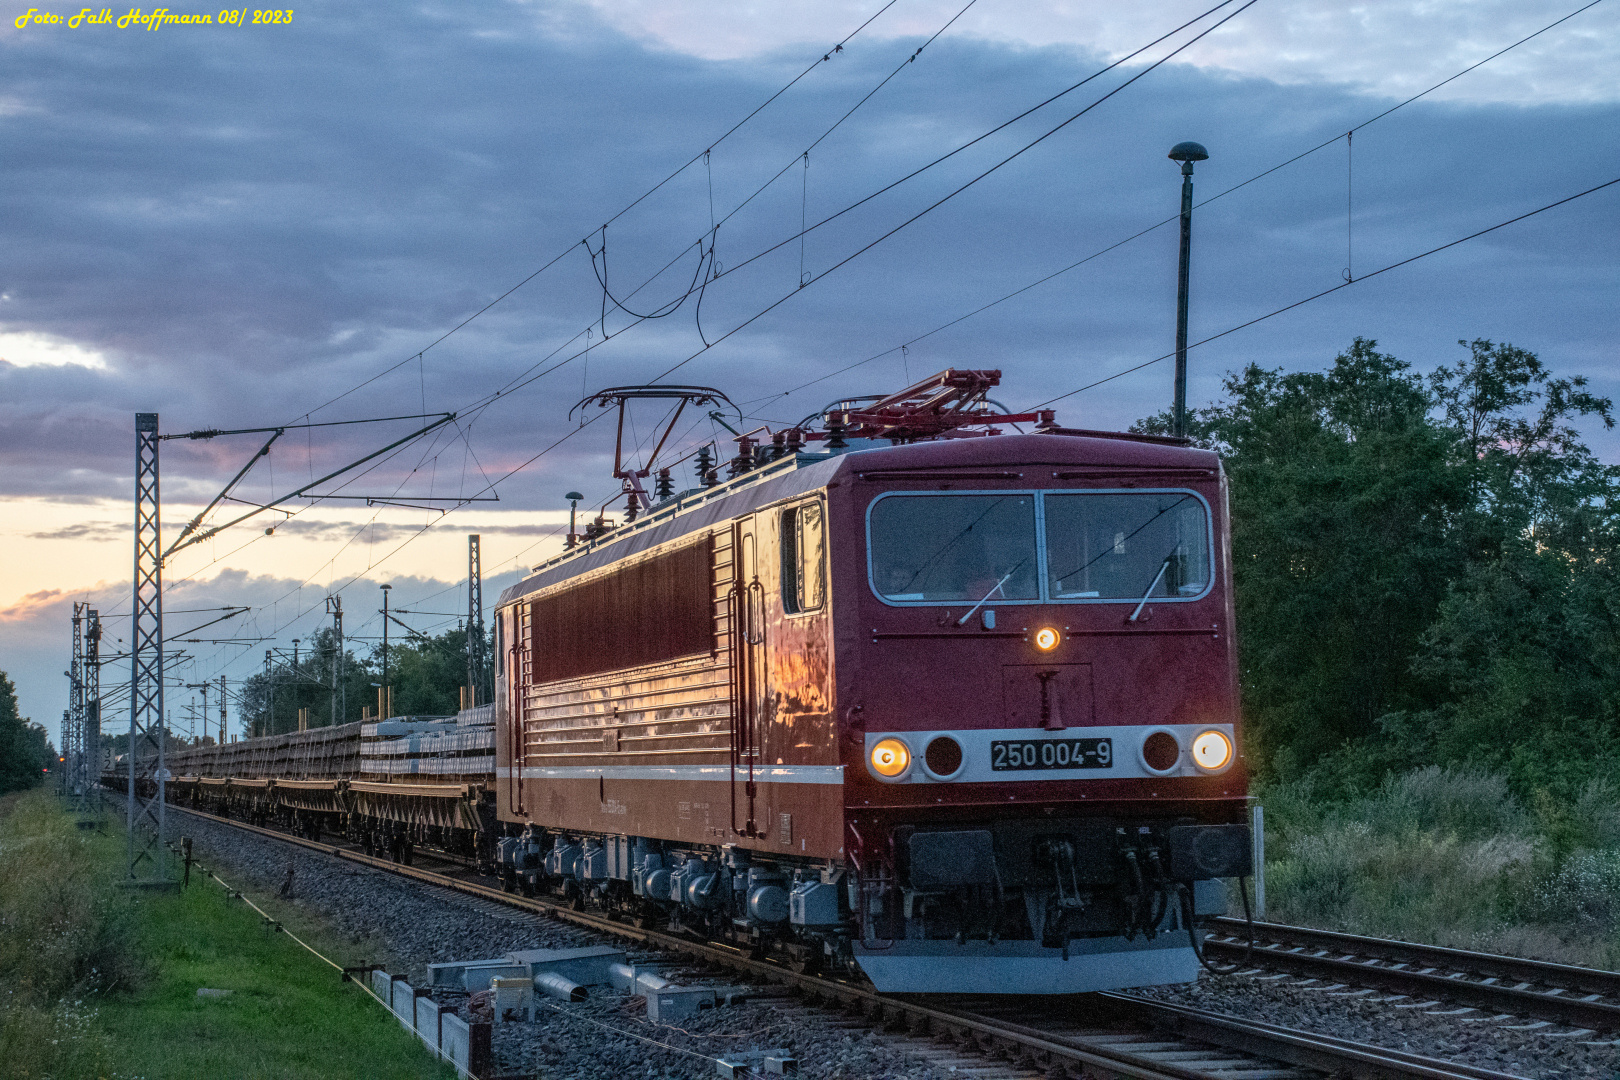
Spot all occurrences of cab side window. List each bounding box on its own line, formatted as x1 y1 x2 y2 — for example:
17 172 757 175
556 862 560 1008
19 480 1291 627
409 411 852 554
781 501 826 614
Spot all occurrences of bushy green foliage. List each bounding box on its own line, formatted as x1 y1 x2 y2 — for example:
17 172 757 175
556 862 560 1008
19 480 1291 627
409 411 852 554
1142 337 1620 801
387 623 476 717
1527 851 1620 931
0 792 134 1077
1262 767 1620 965
0 795 142 1002
0 670 54 794
233 621 493 732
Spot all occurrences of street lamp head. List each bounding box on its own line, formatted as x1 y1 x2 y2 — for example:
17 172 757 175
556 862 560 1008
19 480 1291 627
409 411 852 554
565 491 584 504
380 583 392 591
1169 141 1208 176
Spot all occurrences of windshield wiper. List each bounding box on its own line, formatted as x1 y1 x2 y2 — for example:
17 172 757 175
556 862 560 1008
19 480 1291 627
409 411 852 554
957 566 1020 626
1129 557 1172 623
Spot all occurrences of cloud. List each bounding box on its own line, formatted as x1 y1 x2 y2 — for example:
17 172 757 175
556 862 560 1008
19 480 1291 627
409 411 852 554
0 328 108 368
0 586 68 621
577 0 1620 104
261 516 567 545
28 521 123 541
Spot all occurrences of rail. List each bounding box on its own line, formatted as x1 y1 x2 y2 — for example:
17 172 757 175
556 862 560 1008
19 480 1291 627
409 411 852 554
1205 917 1620 1032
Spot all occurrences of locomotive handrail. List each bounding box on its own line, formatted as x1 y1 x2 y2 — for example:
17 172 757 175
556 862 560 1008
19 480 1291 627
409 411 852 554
726 519 766 839
727 570 745 837
507 630 524 817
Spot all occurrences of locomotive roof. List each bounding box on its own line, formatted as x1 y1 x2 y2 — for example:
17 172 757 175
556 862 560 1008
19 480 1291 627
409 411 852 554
498 429 1220 607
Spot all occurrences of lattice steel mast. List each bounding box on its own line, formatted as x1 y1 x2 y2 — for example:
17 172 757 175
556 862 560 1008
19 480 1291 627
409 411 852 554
326 595 344 725
64 604 85 796
467 534 485 707
85 608 101 812
129 413 168 882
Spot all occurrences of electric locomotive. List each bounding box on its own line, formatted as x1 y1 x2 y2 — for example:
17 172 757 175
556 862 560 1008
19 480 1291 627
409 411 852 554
493 369 1251 994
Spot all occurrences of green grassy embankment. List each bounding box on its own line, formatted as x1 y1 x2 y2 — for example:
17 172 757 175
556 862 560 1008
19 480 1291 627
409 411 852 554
0 791 457 1080
1259 767 1620 969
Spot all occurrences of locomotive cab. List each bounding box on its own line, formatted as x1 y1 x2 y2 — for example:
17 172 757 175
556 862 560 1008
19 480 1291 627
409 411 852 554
833 431 1250 993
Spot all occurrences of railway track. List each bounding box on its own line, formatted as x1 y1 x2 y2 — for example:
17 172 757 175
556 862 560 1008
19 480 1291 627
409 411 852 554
163 804 1537 1080
1205 917 1620 1034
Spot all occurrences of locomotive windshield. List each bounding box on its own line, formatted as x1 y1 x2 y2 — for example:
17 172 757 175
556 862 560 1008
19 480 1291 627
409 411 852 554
868 491 1211 604
1043 493 1210 600
869 495 1039 603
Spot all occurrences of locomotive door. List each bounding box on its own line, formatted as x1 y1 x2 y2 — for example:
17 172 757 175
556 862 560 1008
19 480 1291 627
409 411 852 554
729 515 769 838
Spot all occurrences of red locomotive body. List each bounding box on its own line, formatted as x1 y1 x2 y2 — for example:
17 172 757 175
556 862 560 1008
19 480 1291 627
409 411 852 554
494 384 1251 994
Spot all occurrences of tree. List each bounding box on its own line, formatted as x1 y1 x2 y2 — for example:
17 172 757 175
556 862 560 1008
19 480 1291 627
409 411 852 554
1142 339 1472 771
386 625 474 718
236 622 492 731
0 670 51 793
1139 338 1620 798
238 627 377 734
1394 341 1620 797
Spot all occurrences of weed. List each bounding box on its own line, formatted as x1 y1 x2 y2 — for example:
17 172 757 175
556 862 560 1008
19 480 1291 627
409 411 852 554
1259 765 1620 967
0 793 143 1004
0 794 453 1079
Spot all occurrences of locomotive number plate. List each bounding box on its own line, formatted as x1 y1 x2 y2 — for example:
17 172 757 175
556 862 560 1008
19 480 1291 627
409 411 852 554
990 738 1112 771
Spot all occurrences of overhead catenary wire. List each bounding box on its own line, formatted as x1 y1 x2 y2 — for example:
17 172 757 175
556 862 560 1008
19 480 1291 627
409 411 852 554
1028 175 1620 411
639 0 1252 313
178 409 616 676
602 0 989 314
183 390 716 682
392 0 1252 431
416 0 1006 401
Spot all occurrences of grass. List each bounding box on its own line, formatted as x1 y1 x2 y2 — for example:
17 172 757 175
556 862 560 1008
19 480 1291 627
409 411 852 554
0 791 457 1080
1259 766 1620 969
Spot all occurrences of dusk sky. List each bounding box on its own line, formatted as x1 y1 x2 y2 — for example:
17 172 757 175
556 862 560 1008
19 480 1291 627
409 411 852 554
2 0 1616 746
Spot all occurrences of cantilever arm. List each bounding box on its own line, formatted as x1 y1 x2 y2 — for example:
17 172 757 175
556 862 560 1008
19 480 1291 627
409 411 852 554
165 413 456 560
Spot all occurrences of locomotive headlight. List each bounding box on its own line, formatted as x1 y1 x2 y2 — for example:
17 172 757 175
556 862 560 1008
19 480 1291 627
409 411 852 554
1191 729 1233 772
1033 626 1061 651
869 738 911 779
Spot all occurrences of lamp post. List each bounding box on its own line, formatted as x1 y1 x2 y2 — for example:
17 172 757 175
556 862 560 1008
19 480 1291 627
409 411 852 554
565 491 584 549
379 582 392 696
1169 140 1208 440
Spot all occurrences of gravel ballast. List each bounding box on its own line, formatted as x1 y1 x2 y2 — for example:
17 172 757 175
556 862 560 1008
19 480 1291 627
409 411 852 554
174 811 1617 1079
